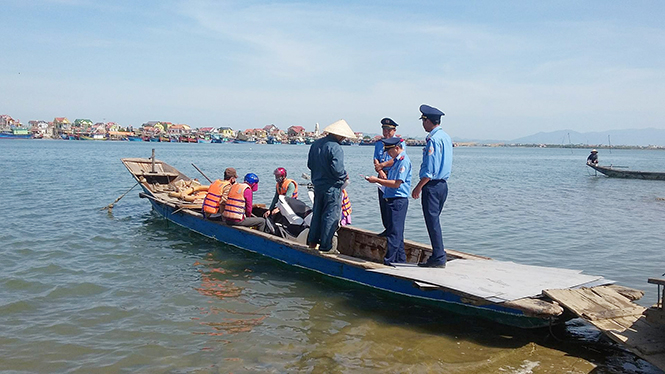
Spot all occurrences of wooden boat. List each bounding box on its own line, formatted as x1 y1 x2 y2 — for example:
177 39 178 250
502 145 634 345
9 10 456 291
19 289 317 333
121 156 647 330
588 163 665 180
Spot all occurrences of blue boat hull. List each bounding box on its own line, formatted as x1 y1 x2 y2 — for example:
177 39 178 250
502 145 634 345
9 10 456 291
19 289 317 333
0 133 32 139
141 190 553 328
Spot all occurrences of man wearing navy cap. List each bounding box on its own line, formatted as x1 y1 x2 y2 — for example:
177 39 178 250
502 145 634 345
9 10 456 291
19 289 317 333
367 137 411 265
412 104 452 268
373 118 406 236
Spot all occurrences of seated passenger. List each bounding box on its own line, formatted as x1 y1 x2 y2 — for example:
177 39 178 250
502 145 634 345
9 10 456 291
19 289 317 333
202 167 237 219
264 167 299 218
223 173 266 232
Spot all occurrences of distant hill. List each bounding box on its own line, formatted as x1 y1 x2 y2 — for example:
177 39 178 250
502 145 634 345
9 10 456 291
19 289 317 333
510 128 665 147
451 128 665 147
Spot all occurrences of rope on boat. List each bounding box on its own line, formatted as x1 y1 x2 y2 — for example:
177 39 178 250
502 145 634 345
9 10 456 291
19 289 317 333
101 182 139 211
547 318 563 342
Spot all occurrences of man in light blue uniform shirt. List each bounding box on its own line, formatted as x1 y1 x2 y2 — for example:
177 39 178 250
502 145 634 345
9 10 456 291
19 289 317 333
411 104 452 268
367 137 411 265
373 118 406 236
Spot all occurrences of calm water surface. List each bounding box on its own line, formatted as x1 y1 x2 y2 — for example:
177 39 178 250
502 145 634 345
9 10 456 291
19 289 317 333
1 140 664 373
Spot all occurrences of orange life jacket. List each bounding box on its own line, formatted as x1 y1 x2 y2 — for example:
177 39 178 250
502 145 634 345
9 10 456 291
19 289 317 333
341 189 352 217
223 183 249 220
276 178 299 199
202 179 231 214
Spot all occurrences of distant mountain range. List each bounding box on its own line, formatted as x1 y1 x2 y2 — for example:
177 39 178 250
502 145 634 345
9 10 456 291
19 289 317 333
453 128 665 147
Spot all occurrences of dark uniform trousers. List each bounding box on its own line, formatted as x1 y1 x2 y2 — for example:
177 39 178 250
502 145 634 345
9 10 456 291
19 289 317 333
385 197 408 264
377 188 390 230
421 179 448 265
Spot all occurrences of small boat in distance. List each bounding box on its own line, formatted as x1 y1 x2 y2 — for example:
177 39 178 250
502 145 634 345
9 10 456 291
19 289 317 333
0 127 32 139
587 163 665 181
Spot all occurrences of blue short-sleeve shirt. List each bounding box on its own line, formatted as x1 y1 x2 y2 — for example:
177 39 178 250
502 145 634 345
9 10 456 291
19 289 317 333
374 137 407 173
384 152 412 198
419 126 452 180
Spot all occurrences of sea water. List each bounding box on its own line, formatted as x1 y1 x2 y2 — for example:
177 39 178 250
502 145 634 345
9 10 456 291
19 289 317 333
0 139 663 373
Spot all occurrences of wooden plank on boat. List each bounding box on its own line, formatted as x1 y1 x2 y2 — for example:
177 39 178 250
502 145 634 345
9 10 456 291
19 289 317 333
544 286 665 372
544 286 644 330
369 259 605 302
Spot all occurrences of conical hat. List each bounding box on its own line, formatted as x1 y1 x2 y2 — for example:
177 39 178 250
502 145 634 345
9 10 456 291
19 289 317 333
323 119 356 139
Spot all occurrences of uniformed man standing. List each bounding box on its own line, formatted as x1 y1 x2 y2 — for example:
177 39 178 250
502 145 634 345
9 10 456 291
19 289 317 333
367 137 411 265
373 118 406 236
307 119 356 252
411 104 452 268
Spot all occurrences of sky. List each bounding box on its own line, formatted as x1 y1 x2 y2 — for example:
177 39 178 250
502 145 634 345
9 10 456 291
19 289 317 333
1 0 664 140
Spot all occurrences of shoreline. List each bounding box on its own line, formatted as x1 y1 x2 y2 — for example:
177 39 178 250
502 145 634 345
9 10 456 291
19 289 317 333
4 136 664 150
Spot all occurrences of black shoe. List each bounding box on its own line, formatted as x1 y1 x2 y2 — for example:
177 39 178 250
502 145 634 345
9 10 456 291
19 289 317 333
377 230 387 237
417 261 446 268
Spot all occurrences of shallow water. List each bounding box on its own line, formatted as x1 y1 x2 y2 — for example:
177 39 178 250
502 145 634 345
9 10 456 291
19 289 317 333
0 140 663 373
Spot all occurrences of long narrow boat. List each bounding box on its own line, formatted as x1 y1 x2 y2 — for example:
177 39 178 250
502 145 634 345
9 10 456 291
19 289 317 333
588 163 665 180
122 156 647 330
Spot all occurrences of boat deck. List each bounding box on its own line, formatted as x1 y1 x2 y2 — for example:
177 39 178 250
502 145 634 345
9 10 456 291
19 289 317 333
371 260 606 303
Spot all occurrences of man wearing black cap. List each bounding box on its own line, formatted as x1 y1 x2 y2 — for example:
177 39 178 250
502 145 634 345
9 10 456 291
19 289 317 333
366 137 411 265
373 118 406 236
412 104 453 268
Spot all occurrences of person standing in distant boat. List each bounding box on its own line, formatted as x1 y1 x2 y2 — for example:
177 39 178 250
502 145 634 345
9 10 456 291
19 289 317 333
367 137 411 265
411 104 452 268
307 119 355 253
587 149 599 165
373 118 406 237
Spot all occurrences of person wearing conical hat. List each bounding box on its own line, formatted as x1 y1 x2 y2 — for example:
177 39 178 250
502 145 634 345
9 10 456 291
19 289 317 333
587 149 599 165
306 119 356 252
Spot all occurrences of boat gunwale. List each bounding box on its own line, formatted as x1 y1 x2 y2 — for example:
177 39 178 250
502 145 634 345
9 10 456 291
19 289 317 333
588 163 665 180
121 157 598 326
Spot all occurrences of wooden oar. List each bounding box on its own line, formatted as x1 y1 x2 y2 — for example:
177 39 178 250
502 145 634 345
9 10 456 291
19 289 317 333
191 163 213 183
101 182 139 210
